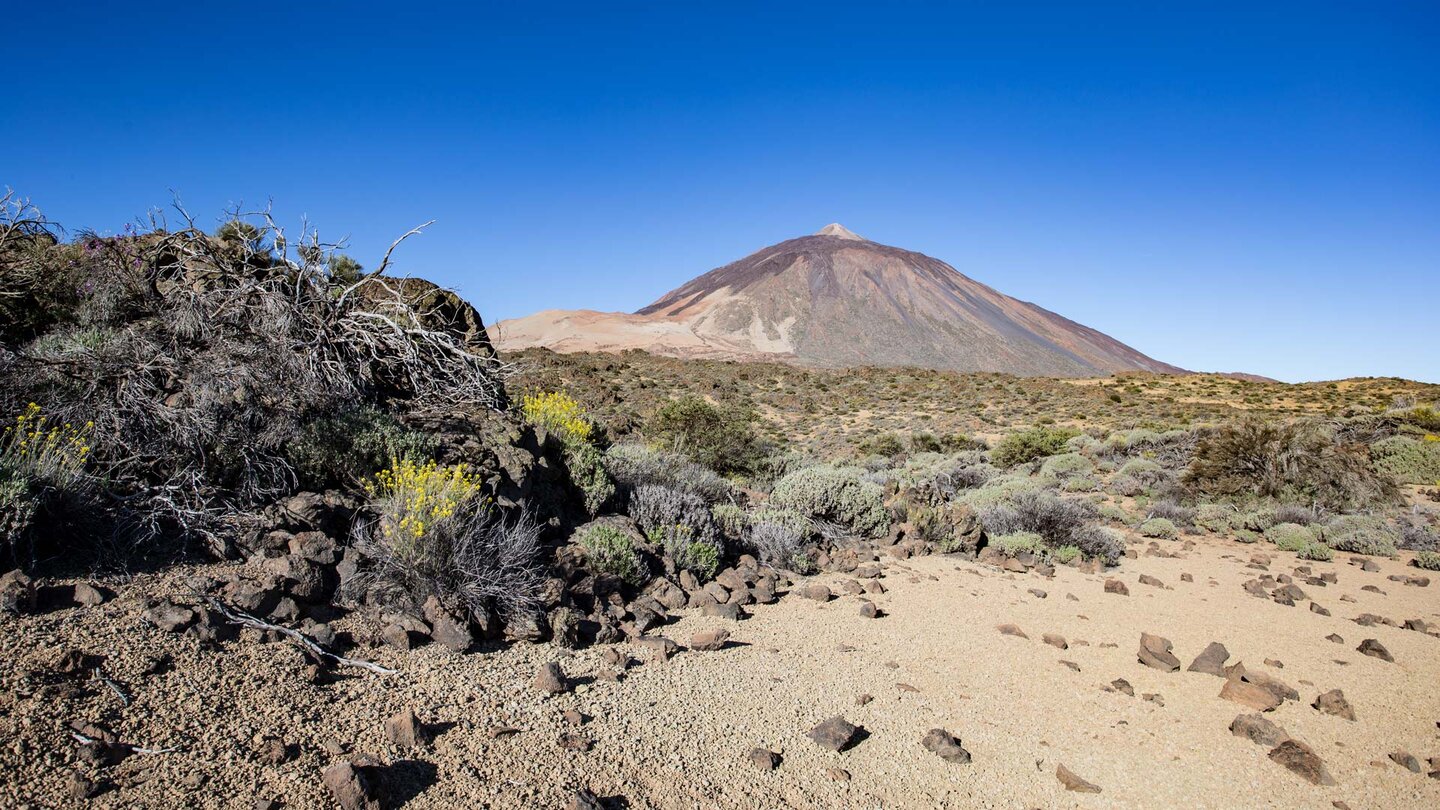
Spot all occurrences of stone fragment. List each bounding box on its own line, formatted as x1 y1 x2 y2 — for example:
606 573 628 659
996 623 1028 639
690 629 730 652
749 747 780 770
1042 633 1068 650
1268 739 1335 786
807 716 860 752
1229 714 1289 747
1103 579 1129 596
1356 638 1393 662
1056 763 1102 793
1221 678 1282 712
384 708 427 748
534 662 568 694
920 728 971 764
1186 642 1230 676
1311 689 1355 721
321 759 384 810
1138 633 1180 672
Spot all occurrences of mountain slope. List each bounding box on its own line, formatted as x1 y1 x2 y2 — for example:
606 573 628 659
492 225 1184 377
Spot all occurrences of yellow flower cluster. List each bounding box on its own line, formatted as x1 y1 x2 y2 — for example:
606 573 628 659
521 391 593 445
364 458 482 550
2 403 92 483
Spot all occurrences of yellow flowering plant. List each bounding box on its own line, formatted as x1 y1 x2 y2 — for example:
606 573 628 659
363 457 485 564
520 391 592 445
1 403 92 487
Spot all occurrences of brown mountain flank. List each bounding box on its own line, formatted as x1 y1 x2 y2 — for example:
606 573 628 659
492 225 1185 377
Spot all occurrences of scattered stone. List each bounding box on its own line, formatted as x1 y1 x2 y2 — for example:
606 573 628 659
1187 642 1230 676
1180 573 1194 583
630 635 680 661
563 709 586 726
690 628 730 652
858 601 880 618
488 726 520 739
807 716 860 752
1027 588 1047 599
1356 638 1393 662
1103 579 1129 596
384 708 426 748
920 728 971 764
557 732 592 752
1042 633 1068 650
1221 678 1282 712
996 623 1028 639
1060 660 1081 672
0 570 36 614
534 662 568 694
1142 692 1164 706
1389 750 1421 773
701 602 745 621
1110 678 1134 696
827 767 851 781
1138 574 1164 588
749 747 780 770
1230 714 1290 747
321 759 384 810
144 600 196 633
1325 633 1344 644
1138 632 1180 672
855 693 873 706
65 770 100 800
1056 763 1102 793
1312 689 1355 721
1310 602 1331 617
1268 739 1336 786
72 582 109 607
799 583 832 602
568 789 602 810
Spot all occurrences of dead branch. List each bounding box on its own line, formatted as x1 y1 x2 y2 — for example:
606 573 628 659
200 596 397 675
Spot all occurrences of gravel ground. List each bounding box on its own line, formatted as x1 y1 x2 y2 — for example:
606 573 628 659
4 536 1439 809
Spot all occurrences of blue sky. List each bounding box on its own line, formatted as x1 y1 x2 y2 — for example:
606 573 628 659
5 2 1437 382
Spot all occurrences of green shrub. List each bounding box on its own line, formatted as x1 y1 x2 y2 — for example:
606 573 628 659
1184 418 1397 511
770 465 890 537
1322 515 1399 557
1372 435 1440 485
630 484 719 546
1194 503 1235 533
1040 453 1095 479
1139 517 1178 539
1052 545 1081 564
1118 458 1165 484
1264 522 1316 552
1296 541 1333 561
577 524 646 584
992 531 1046 557
1234 529 1261 544
857 432 905 458
648 396 764 475
1098 504 1132 525
1413 550 1440 571
1061 475 1099 493
684 540 720 581
959 473 1055 509
711 502 749 539
991 426 1081 467
563 440 616 516
287 406 437 490
604 443 732 503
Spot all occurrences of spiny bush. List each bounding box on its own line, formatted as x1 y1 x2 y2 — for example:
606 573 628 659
747 514 811 572
1107 474 1144 498
1296 541 1333 561
1061 475 1100 493
286 405 436 490
629 484 720 547
1413 550 1440 571
770 465 890 538
1147 500 1195 528
1265 522 1317 552
1399 520 1438 552
1322 515 1399 557
978 490 1099 551
1068 524 1125 565
576 524 645 585
991 426 1080 467
1139 517 1178 540
603 443 732 503
960 473 1056 510
1118 458 1168 487
1371 435 1440 485
711 502 750 540
1271 504 1322 526
1184 418 1397 512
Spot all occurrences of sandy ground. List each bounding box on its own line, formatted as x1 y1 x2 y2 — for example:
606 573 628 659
4 536 1440 809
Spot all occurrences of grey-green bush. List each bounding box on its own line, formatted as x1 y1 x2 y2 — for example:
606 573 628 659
1322 515 1399 557
1138 517 1178 540
769 465 890 538
576 524 646 584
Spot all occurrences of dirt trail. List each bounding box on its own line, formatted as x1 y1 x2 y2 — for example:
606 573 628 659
5 538 1440 809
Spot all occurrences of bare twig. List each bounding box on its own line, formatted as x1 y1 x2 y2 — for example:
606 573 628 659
70 731 177 755
200 596 397 675
92 667 131 707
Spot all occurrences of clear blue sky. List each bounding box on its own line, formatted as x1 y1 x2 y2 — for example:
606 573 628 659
5 2 1437 383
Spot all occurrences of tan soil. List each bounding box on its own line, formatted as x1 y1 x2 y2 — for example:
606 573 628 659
4 537 1439 809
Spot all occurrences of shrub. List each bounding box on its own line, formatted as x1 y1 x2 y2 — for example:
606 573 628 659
520 391 593 445
858 432 905 458
1271 504 1321 526
563 440 616 516
978 490 1099 551
1118 458 1168 487
1413 550 1440 571
1371 435 1440 485
1194 503 1236 533
711 502 750 539
960 473 1055 509
1147 500 1194 528
1233 529 1262 544
1184 419 1397 512
770 465 890 538
603 443 732 503
1399 520 1438 552
1238 509 1278 532
286 406 436 490
991 426 1080 467
1138 517 1178 540
1296 541 1333 561
1068 524 1125 565
748 516 810 572
647 395 764 475
1052 545 1082 564
364 458 484 566
577 524 645 584
1322 515 1399 557
1040 453 1095 479
1 403 94 560
1061 475 1100 493
1397 405 1440 432
1264 522 1317 552
1098 504 1132 525
992 531 1046 557
629 484 719 546
1107 474 1144 497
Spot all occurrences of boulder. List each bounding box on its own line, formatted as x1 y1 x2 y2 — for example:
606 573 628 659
1268 739 1335 786
920 728 971 764
1311 689 1355 721
1230 714 1289 747
1220 678 1282 712
1137 633 1180 672
807 716 860 752
690 629 730 652
0 570 37 614
1186 642 1230 676
534 662 568 694
1356 638 1393 662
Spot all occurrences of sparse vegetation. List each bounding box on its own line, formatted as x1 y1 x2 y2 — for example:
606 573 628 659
769 465 890 538
576 523 645 584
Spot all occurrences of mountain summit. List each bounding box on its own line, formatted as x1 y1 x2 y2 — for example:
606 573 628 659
491 226 1183 377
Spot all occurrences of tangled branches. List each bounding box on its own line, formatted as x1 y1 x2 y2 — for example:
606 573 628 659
0 196 508 560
